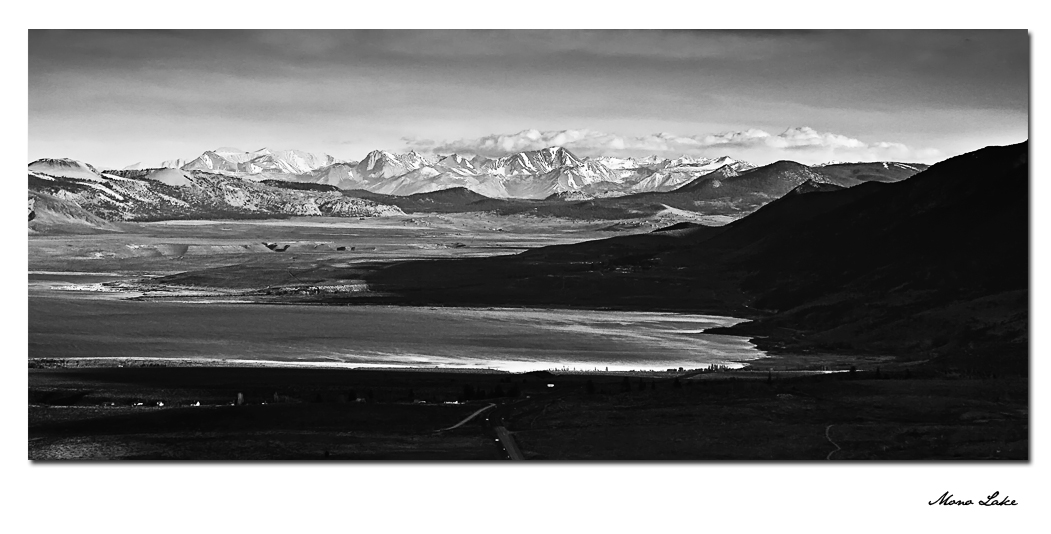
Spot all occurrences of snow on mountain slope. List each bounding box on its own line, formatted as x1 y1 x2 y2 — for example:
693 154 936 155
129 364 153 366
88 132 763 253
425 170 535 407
663 155 753 173
28 161 405 223
212 147 254 163
360 147 620 198
711 156 755 172
331 146 738 198
596 156 641 170
637 155 666 166
298 150 438 191
373 166 511 198
113 145 927 203
250 148 338 174
354 150 431 182
480 147 587 177
306 163 368 190
28 158 105 181
499 160 616 198
436 154 477 172
667 155 707 167
138 146 763 198
400 150 435 169
183 151 241 173
630 170 708 193
592 155 755 194
180 147 339 176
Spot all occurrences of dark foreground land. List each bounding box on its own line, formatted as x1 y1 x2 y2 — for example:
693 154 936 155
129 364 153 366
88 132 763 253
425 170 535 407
29 365 1027 460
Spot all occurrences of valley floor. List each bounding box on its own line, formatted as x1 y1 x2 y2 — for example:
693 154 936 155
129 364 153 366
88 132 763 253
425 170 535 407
28 213 651 274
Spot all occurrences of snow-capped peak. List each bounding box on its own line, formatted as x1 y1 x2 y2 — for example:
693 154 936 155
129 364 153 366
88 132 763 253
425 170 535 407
438 153 475 171
596 156 641 170
178 147 338 175
668 155 711 167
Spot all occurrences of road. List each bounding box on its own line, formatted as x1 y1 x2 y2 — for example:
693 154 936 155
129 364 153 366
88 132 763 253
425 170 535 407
436 403 495 432
825 424 842 460
438 391 569 460
484 398 532 460
482 390 580 460
494 426 524 460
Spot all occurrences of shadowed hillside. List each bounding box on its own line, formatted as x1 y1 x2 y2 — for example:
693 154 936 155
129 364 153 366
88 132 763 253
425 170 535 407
359 142 1028 371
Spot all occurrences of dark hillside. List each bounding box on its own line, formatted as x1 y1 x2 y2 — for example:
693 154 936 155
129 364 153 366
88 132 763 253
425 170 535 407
707 143 1027 368
361 142 1028 370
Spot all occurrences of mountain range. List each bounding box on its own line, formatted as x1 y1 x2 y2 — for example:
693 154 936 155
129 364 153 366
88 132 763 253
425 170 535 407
98 144 929 203
28 146 930 232
117 145 923 201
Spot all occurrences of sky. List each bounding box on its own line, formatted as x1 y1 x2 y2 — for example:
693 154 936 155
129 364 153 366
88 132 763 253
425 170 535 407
28 29 1029 169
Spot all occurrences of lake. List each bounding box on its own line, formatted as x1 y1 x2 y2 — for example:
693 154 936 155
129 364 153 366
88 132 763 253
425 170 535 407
29 275 765 372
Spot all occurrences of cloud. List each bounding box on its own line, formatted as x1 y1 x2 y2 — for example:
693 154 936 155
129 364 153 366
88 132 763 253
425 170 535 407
405 127 940 164
769 127 865 149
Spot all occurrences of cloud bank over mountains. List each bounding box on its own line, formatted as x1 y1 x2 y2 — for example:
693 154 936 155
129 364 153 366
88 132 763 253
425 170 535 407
405 126 940 164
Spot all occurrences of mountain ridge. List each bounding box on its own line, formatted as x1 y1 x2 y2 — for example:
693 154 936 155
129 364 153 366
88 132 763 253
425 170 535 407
27 161 405 230
102 146 926 204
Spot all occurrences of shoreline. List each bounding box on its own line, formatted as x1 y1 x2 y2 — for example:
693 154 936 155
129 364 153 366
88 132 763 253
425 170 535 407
27 356 747 376
30 270 908 372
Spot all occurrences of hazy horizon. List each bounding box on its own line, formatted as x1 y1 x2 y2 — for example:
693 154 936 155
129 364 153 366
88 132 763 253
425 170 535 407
29 30 1028 169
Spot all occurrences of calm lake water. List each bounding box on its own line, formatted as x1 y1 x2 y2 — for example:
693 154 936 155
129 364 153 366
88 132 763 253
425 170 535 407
29 275 765 372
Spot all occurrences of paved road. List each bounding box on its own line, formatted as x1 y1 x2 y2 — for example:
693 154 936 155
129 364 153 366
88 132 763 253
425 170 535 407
436 403 496 432
494 426 524 460
483 398 533 460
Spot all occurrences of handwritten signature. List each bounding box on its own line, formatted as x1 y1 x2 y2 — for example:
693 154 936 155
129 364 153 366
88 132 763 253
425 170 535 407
929 491 1018 506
